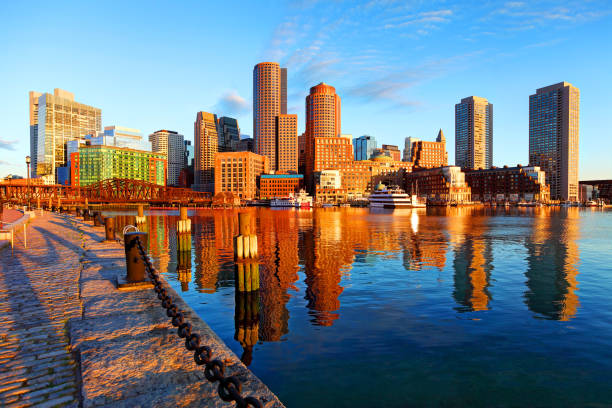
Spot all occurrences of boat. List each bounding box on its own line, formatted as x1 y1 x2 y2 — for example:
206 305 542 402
270 196 296 207
368 183 426 209
584 200 598 207
294 190 313 208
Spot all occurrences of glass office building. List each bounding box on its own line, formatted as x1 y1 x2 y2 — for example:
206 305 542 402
353 135 377 161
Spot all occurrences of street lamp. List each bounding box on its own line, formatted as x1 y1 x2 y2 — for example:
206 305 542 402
25 156 31 209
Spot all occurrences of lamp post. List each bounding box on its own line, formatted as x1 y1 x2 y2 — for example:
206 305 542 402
25 156 31 209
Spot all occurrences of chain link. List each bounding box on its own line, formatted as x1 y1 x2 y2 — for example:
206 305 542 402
135 238 263 408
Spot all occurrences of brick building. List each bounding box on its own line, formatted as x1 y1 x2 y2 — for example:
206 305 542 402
404 166 471 204
464 165 549 202
214 152 269 200
260 174 304 199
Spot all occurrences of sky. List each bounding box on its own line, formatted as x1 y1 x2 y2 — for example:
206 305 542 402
1 0 611 179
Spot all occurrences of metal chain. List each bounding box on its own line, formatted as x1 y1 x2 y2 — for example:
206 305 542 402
135 237 263 408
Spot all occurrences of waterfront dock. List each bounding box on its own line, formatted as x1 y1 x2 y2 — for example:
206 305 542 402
0 211 283 407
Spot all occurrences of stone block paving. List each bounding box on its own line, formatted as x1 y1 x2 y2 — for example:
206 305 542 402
0 212 82 407
1 211 284 408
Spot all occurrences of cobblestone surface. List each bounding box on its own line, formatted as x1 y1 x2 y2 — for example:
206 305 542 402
0 212 81 407
1 211 284 407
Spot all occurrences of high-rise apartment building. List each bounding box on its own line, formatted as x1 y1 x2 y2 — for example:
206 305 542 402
353 135 377 160
455 96 493 170
30 88 101 183
253 62 287 170
217 116 241 152
275 114 298 173
305 82 342 188
529 82 580 201
194 111 219 192
149 130 185 186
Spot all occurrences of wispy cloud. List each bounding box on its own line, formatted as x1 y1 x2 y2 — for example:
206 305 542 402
0 160 13 166
0 138 18 151
214 90 250 116
384 9 453 29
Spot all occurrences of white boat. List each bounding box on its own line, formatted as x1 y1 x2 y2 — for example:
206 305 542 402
368 184 426 209
270 197 296 207
294 190 313 208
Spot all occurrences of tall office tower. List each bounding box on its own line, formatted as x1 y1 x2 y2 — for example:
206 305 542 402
194 111 219 192
353 135 377 160
529 82 580 201
28 91 42 178
455 96 493 170
281 68 288 115
31 88 101 183
382 144 401 161
275 114 298 173
403 137 420 162
298 132 306 174
305 83 342 186
253 62 287 170
217 116 240 152
149 130 185 186
101 126 146 150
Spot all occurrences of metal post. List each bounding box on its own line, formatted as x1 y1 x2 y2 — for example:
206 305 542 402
104 217 115 241
123 231 148 283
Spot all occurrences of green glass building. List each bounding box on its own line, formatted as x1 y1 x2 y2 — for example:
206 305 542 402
72 145 166 186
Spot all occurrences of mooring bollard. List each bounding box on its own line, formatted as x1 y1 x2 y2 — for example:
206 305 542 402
83 209 92 221
123 231 148 283
104 217 115 241
93 211 103 227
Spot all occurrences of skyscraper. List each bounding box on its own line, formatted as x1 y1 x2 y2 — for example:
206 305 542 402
403 136 420 162
253 62 287 170
529 82 580 201
275 114 298 173
353 135 377 161
31 88 101 183
194 111 219 192
455 96 493 170
29 91 41 178
217 116 240 152
305 83 342 187
149 130 185 186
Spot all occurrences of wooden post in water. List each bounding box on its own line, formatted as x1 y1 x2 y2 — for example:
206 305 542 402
234 212 259 292
136 204 146 225
177 206 191 252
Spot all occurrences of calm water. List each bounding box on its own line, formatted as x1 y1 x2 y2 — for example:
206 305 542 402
113 207 612 407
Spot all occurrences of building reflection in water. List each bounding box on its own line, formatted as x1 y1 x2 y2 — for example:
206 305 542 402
234 280 260 366
193 215 219 293
448 213 493 312
257 210 300 340
402 209 447 272
524 207 581 321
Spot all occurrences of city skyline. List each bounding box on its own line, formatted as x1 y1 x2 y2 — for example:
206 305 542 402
1 1 612 179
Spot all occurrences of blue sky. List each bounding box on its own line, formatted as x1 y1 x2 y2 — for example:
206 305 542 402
1 0 611 179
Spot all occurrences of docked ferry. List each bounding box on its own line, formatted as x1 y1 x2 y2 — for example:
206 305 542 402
368 184 426 209
270 197 295 207
295 190 313 208
270 190 314 208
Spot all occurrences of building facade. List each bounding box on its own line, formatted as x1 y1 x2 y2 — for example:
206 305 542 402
70 145 166 187
214 151 269 200
260 174 304 199
455 96 493 170
410 130 448 169
381 144 401 161
253 62 287 170
305 82 342 189
275 114 298 173
403 137 419 162
529 82 580 201
353 135 377 160
464 165 550 202
149 130 185 186
405 166 472 203
29 91 42 178
31 88 101 184
194 111 219 192
217 116 240 152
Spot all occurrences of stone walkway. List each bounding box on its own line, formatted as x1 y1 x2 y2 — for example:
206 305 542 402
0 213 81 407
0 212 284 408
